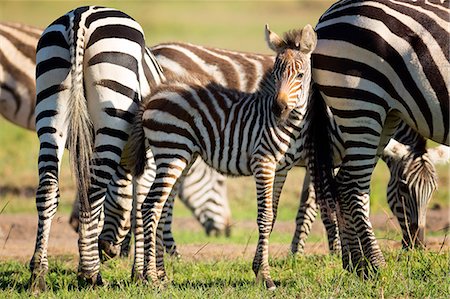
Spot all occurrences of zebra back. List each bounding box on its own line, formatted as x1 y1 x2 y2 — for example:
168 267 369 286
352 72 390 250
0 22 39 130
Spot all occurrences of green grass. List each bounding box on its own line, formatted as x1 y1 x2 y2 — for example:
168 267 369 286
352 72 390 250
1 250 449 298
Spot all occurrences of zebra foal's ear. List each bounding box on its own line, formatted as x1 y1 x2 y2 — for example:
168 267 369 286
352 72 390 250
299 24 317 54
265 24 287 53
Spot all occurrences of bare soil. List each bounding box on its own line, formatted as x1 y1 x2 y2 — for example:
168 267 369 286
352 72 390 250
0 208 448 262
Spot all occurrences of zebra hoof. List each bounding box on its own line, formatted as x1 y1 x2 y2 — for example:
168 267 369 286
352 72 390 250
77 272 106 289
265 278 276 291
255 271 277 290
29 272 47 294
131 271 146 283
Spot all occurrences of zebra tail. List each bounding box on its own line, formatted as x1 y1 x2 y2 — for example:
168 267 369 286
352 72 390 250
67 11 94 216
304 84 337 215
126 102 147 177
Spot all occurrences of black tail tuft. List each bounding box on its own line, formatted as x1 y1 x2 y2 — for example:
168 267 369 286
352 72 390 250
303 84 337 213
124 102 148 178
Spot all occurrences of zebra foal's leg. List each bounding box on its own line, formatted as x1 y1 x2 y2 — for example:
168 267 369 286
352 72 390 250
251 161 277 291
131 150 156 281
142 154 191 284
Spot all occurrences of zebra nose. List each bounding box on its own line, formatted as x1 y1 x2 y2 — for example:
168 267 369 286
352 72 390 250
273 93 288 118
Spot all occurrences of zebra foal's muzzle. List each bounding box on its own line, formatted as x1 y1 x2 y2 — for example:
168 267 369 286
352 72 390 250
273 92 290 121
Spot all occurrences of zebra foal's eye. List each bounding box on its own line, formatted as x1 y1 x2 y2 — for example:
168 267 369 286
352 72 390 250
296 73 304 79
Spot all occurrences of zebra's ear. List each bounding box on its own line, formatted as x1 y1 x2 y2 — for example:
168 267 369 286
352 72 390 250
265 24 287 53
299 24 317 54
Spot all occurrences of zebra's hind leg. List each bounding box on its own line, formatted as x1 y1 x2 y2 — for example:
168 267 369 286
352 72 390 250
76 133 129 286
30 129 68 293
335 165 386 278
162 199 180 257
132 150 156 282
99 165 133 261
30 64 71 294
142 155 191 285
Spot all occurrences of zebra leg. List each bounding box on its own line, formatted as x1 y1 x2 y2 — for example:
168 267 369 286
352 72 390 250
131 150 156 281
142 155 190 284
162 198 180 257
270 172 288 232
98 165 133 260
30 56 71 293
76 131 130 284
291 173 318 254
335 162 385 277
252 162 277 291
178 158 231 237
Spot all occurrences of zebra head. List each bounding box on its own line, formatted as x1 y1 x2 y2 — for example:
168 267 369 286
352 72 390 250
383 143 438 249
265 24 316 121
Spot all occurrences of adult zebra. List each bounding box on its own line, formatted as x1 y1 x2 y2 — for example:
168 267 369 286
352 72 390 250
32 6 166 291
309 0 449 274
127 24 318 289
0 20 230 260
291 127 448 254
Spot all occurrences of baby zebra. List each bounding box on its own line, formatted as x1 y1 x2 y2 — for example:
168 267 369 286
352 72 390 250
128 24 316 290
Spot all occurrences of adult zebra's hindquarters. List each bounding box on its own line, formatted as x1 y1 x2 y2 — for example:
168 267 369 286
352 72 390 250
32 6 157 292
128 24 317 289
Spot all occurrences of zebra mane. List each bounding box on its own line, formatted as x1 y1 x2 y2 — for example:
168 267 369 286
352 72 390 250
144 72 245 105
283 28 305 49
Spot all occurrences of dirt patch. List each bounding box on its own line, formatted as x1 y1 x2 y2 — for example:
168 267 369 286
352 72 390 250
0 209 448 262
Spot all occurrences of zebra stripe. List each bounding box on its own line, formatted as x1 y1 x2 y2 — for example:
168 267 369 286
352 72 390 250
308 0 449 275
0 21 229 262
0 22 39 130
31 6 163 291
149 40 446 256
127 24 316 289
1 20 443 263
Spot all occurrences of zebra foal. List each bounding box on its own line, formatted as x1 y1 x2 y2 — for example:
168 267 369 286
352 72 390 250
127 24 317 289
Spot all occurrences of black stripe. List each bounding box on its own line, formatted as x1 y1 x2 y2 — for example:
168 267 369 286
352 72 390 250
36 84 68 105
96 127 129 141
35 110 58 123
95 144 123 156
86 24 144 48
85 9 134 28
36 57 71 78
103 108 135 123
96 79 139 103
37 31 69 51
37 126 56 136
88 51 138 73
